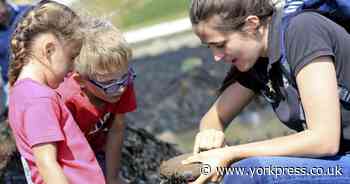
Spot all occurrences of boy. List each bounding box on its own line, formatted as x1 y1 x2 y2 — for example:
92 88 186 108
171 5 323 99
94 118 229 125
57 19 137 184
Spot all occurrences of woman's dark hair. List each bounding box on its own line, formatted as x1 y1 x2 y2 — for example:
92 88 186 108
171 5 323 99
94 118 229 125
190 0 274 31
9 0 82 86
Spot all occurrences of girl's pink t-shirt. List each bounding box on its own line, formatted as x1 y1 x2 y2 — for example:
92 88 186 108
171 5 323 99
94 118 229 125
8 78 106 184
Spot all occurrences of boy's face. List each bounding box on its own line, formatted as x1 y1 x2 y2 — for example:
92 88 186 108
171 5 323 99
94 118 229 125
81 66 130 103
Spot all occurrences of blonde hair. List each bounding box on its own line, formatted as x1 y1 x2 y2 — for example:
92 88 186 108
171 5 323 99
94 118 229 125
75 19 132 78
9 0 82 86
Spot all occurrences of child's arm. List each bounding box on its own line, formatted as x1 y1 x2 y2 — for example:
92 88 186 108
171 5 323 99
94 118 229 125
105 114 126 184
32 143 69 184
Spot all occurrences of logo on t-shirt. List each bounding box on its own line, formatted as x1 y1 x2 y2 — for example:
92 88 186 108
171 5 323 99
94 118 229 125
88 112 112 135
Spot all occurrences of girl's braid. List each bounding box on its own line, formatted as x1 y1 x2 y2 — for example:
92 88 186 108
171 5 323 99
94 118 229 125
8 1 82 86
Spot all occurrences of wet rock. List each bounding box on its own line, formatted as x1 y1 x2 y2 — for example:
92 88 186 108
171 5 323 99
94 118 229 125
160 153 201 183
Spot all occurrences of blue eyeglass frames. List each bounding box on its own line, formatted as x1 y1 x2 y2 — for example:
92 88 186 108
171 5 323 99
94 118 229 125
89 67 136 95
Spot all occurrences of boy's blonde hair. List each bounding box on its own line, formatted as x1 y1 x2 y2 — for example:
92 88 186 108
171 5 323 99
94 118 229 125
75 19 132 78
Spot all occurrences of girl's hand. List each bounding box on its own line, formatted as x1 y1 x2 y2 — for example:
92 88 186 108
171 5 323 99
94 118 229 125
183 148 232 184
193 129 225 154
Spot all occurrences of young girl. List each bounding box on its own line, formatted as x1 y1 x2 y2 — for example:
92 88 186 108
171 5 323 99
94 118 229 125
8 1 105 183
183 0 350 183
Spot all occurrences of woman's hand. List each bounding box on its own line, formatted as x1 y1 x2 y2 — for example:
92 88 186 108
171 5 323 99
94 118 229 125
193 129 225 154
193 83 255 154
183 148 233 184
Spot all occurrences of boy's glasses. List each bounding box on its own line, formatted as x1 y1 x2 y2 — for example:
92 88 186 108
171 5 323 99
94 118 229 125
89 67 136 95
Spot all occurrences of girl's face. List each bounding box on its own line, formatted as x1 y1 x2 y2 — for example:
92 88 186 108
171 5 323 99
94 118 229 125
193 16 267 72
46 38 82 88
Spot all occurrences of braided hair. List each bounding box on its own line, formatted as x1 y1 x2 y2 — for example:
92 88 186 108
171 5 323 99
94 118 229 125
9 0 82 86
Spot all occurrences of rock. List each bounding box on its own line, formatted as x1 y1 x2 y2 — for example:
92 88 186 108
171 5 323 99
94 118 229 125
121 126 182 184
160 153 202 183
160 174 188 184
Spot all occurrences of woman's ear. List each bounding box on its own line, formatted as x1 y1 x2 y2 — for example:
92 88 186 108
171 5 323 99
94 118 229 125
242 15 261 35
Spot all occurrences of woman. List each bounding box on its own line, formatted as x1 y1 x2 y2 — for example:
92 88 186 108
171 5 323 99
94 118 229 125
183 0 350 183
